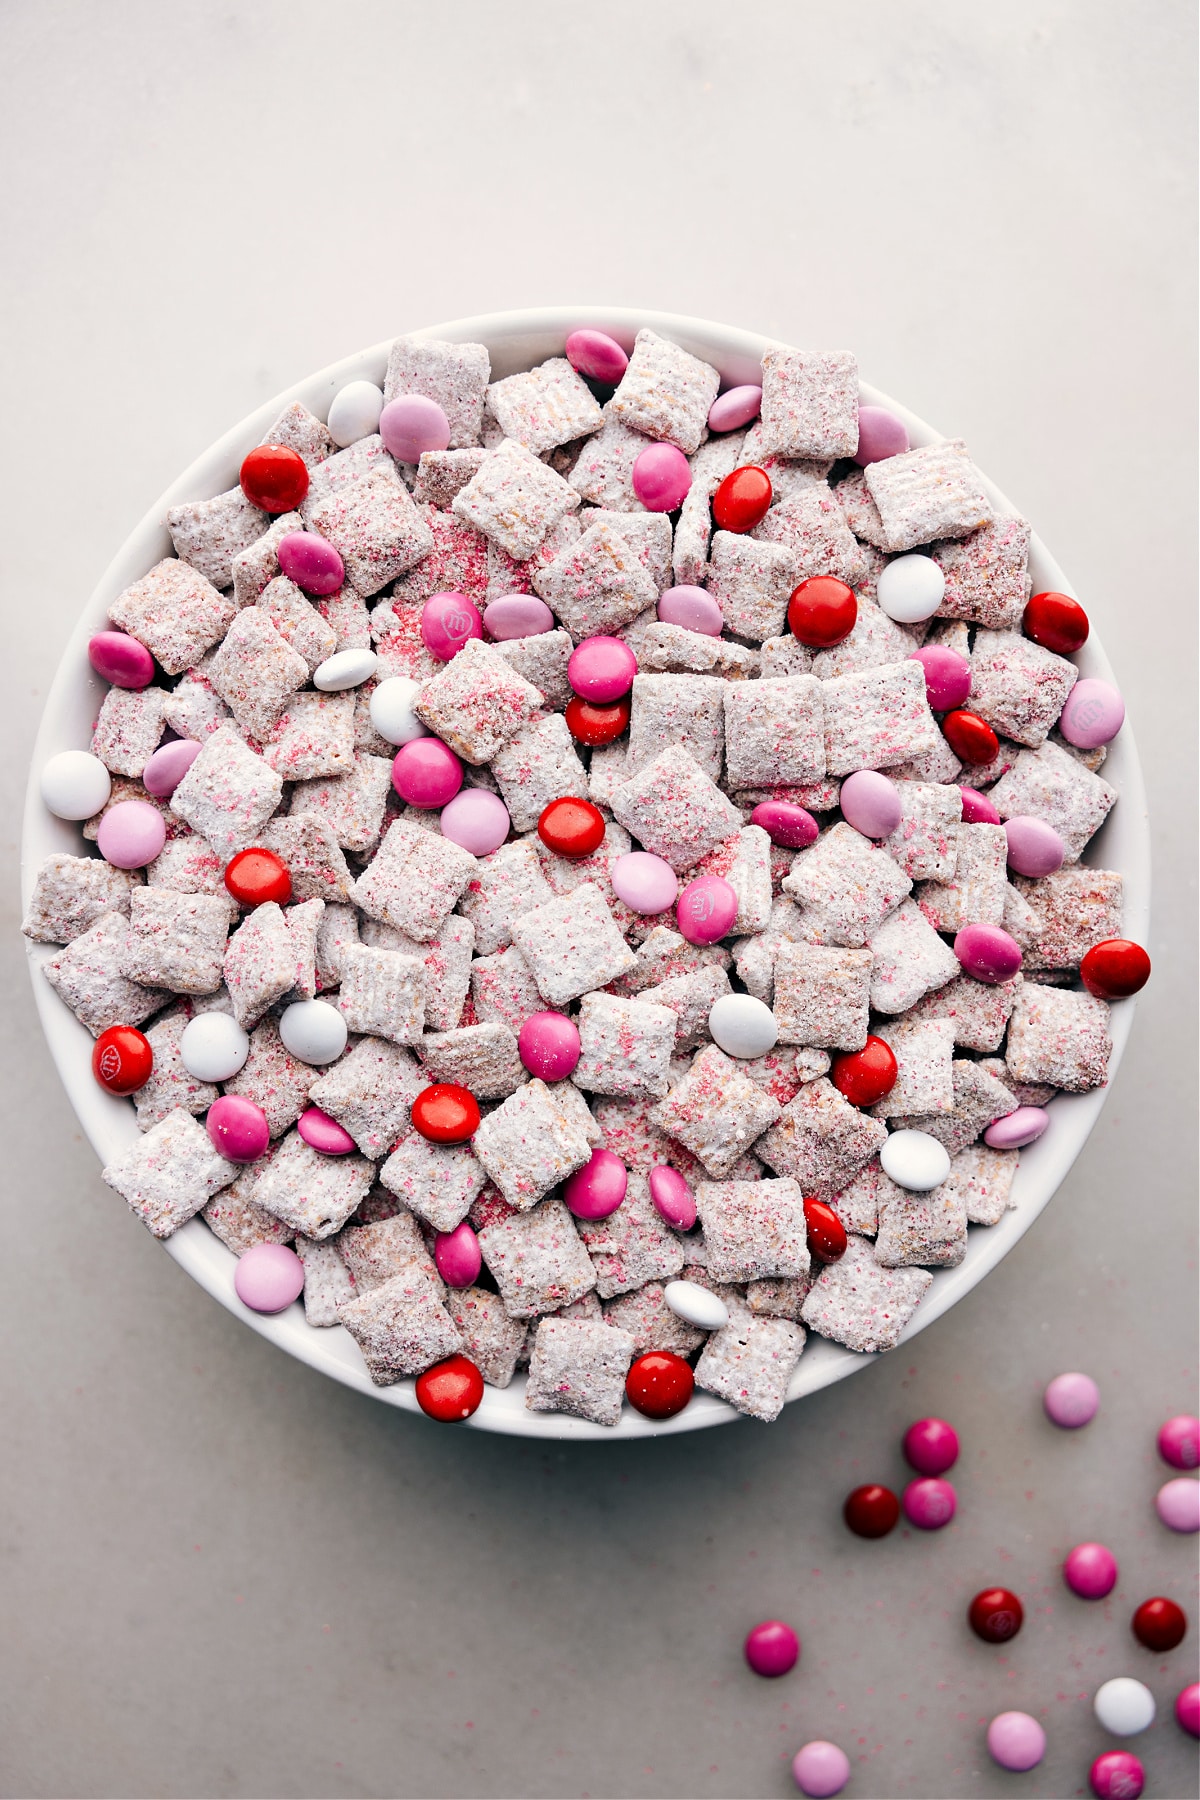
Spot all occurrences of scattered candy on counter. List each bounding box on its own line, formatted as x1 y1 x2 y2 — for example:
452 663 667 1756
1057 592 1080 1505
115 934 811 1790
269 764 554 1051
414 1354 484 1422
986 1711 1046 1773
1064 1541 1119 1599
791 1740 851 1798
1131 1596 1187 1652
1158 1415 1200 1469
1044 1370 1100 1429
743 1618 800 1677
1094 1677 1156 1738
902 1476 957 1530
1088 1750 1145 1799
969 1587 1024 1643
1155 1477 1200 1533
902 1416 959 1475
843 1483 901 1539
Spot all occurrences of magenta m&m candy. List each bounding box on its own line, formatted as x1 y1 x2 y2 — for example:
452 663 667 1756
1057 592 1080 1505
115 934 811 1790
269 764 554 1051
563 1148 628 1221
421 590 482 661
434 1221 483 1288
141 738 201 798
517 1011 580 1082
482 594 554 639
1059 677 1125 749
610 851 678 915
379 393 451 464
676 875 737 946
1044 1370 1100 1428
1004 815 1066 877
206 1094 270 1163
234 1242 305 1313
708 385 762 432
908 644 972 711
903 1417 959 1476
96 798 166 869
631 441 692 512
743 1619 799 1678
959 785 1002 824
439 788 510 855
657 585 723 636
276 531 345 595
568 635 637 702
853 405 909 465
297 1106 357 1155
984 1106 1049 1149
1063 1542 1119 1598
391 737 463 808
840 768 903 838
648 1165 696 1230
1089 1750 1144 1800
954 922 1022 984
1156 1478 1200 1533
986 1712 1046 1773
1159 1415 1200 1469
791 1740 850 1798
749 800 819 849
564 329 628 385
902 1476 956 1529
1177 1683 1200 1736
88 630 155 688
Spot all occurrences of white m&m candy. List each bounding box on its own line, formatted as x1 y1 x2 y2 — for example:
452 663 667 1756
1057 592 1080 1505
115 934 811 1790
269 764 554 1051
326 380 384 448
179 1012 250 1083
708 994 777 1059
313 647 378 691
369 676 429 745
40 750 112 821
664 1279 729 1333
279 999 347 1066
877 553 946 623
880 1129 951 1191
1093 1677 1156 1737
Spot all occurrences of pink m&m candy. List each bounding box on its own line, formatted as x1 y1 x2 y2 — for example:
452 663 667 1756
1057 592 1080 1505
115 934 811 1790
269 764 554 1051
482 594 554 640
564 329 628 385
1060 677 1125 749
902 1477 957 1529
1064 1542 1119 1598
88 630 155 688
611 851 678 915
676 875 738 946
1004 815 1066 877
743 1619 799 1678
631 441 692 512
959 785 1002 824
1089 1750 1144 1800
1156 1478 1200 1533
392 737 463 808
276 531 345 595
909 644 972 712
96 798 166 869
1044 1371 1099 1428
379 393 451 464
903 1417 959 1476
985 1106 1049 1149
234 1242 305 1313
568 635 637 703
206 1094 270 1163
657 585 723 636
648 1165 696 1230
434 1221 482 1288
853 405 909 466
563 1148 627 1221
518 1011 580 1081
421 590 482 661
1159 1415 1200 1469
297 1106 357 1154
986 1712 1046 1773
440 788 510 855
708 385 762 432
1177 1683 1200 1737
840 769 902 838
750 801 819 849
141 738 201 798
954 923 1022 984
791 1740 850 1798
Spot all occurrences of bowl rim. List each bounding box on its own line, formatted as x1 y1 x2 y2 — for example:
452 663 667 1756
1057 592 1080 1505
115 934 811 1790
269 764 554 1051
20 305 1151 1440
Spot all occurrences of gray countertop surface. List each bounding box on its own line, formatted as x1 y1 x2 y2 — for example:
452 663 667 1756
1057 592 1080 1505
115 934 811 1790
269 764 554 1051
2 4 1196 1796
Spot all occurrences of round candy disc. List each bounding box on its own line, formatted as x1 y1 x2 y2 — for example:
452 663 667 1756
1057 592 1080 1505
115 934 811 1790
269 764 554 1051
788 576 857 648
1064 1542 1119 1599
853 406 909 465
657 585 723 636
1004 815 1065 877
840 769 902 838
1089 1751 1144 1800
278 999 347 1067
742 1618 799 1677
1080 939 1151 999
234 1243 305 1313
296 1106 357 1155
568 635 637 702
96 798 166 869
411 1084 480 1145
631 441 692 512
314 648 378 691
379 393 451 464
707 385 762 433
954 922 1022 985
206 1094 270 1163
440 788 510 856
708 993 777 1059
712 465 772 534
179 1012 250 1084
1094 1679 1155 1735
1177 1682 1200 1737
1158 1415 1200 1470
538 795 605 858
843 1483 900 1538
88 630 155 689
909 644 972 712
903 1418 959 1476
969 1587 1024 1643
392 737 463 809
791 1740 850 1799
92 1025 153 1095
517 1011 581 1082
749 801 819 849
564 329 628 385
1132 1595 1186 1651
482 595 554 639
803 1198 847 1264
986 1712 1045 1773
941 709 999 764
877 553 945 623
276 531 344 594
1024 590 1089 654
434 1222 482 1289
563 1148 628 1221
1044 1371 1100 1428
676 874 737 945
610 851 678 915
1060 677 1125 749
325 380 384 448
420 590 482 662
831 1035 898 1108
564 694 629 745
648 1166 696 1230
40 749 111 821
141 739 201 798
984 1106 1049 1150
369 675 428 746
240 444 309 512
663 1278 728 1333
903 1477 956 1530
415 1354 484 1422
225 846 292 908
880 1129 950 1191
625 1350 694 1420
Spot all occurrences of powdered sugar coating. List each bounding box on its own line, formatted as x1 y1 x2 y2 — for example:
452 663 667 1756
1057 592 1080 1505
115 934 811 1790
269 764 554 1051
608 329 720 454
119 887 229 995
420 1021 525 1099
472 1080 594 1211
799 1235 933 1354
22 854 138 945
693 1300 806 1421
102 1108 235 1238
575 1174 685 1299
165 488 269 589
759 348 859 459
42 909 164 1035
510 883 637 1007
1005 983 1112 1093
864 442 994 553
384 335 491 449
525 1316 636 1426
109 559 237 676
757 1077 888 1199
650 1045 781 1180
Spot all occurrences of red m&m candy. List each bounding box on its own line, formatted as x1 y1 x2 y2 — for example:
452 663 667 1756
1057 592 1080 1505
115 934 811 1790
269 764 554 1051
969 1588 1024 1643
788 576 857 649
411 1084 480 1145
564 695 630 746
1080 938 1151 999
225 847 292 908
831 1035 898 1108
843 1484 900 1538
625 1351 695 1419
538 795 606 858
941 709 1000 765
92 1025 153 1095
1023 590 1089 654
803 1197 847 1263
239 443 309 513
415 1355 485 1422
1131 1595 1186 1652
712 465 772 534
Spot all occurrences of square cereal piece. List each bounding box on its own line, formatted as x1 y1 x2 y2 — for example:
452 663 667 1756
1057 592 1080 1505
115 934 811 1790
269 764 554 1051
933 516 1031 630
874 1179 968 1269
706 533 799 644
610 745 743 874
939 1142 1019 1227
452 438 580 561
222 1014 315 1136
758 639 815 681
384 335 490 448
231 511 303 608
258 401 333 467
339 1276 463 1386
490 628 574 712
319 582 372 653
337 943 425 1044
525 1317 636 1426
42 910 163 1035
293 1235 356 1326
170 726 283 862
203 1161 292 1255
588 1094 687 1178
412 448 490 510
746 1273 816 1322
800 1235 932 1352
906 972 1021 1053
389 509 490 609
308 470 434 598
691 826 773 934
772 941 873 1050
638 622 760 680
693 1302 806 1422
782 823 911 948
834 467 890 548
988 740 1117 863
884 782 961 882
535 521 659 638
863 442 994 553
208 608 308 740
892 1058 1016 1156
490 713 588 833
259 814 355 903
587 736 630 808
821 660 938 775
731 896 804 1004
722 677 825 789
872 1019 956 1118
314 901 359 989
969 629 1078 749
254 576 337 672
474 1191 597 1318
567 413 649 512
572 993 677 1101
146 836 237 902
828 1158 886 1237
628 673 726 781
583 509 673 592
301 435 405 523
379 1131 486 1233
118 887 229 995
509 884 636 1007
486 358 604 453
307 1037 424 1156
472 1079 594 1210
915 822 1009 931
752 484 867 587
640 963 732 1053
867 899 960 1015
887 731 964 787
91 685 166 777
650 1046 780 1180
1015 866 1123 970
361 914 474 1032
165 488 269 588
740 1045 831 1108
758 347 858 458
757 1077 887 1198
22 854 137 945
1003 882 1044 951
470 944 543 1034
109 559 236 675
289 752 393 857
223 902 298 1028
160 667 234 744
445 1285 527 1386
810 599 918 681
612 927 729 998
340 1209 441 1298
1005 984 1112 1093
102 1108 235 1237
285 897 324 1000
414 638 542 765
575 1174 685 1298
535 815 631 905
421 1022 525 1099
458 839 555 957
253 1131 374 1240
695 1177 810 1283
608 328 720 454
602 1282 705 1356
134 1007 218 1129
352 818 477 942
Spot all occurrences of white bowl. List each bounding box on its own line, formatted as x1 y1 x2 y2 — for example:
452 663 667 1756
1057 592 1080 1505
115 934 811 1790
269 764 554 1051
21 307 1150 1439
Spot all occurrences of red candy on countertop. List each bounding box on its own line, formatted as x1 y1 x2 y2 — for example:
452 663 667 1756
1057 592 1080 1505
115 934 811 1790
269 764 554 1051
625 1351 695 1419
415 1355 485 1422
803 1197 847 1263
942 710 1000 764
239 443 309 513
711 465 773 534
564 694 630 746
1080 938 1151 999
843 1484 900 1538
787 576 857 648
538 795 606 858
1023 589 1089 654
224 847 292 908
411 1084 480 1145
969 1588 1024 1643
1131 1595 1187 1652
831 1035 898 1108
92 1024 153 1096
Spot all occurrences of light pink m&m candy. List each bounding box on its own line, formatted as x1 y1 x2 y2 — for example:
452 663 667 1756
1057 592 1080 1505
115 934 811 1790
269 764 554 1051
88 630 155 688
435 1221 482 1288
1044 1371 1099 1428
1159 1415 1200 1469
909 644 972 712
676 875 738 945
206 1095 270 1163
903 1417 959 1475
568 635 637 702
954 923 1022 984
1004 815 1066 877
379 393 451 464
392 737 463 808
840 769 902 838
657 585 723 636
985 1106 1049 1149
1157 1478 1200 1533
853 405 909 466
96 798 166 869
482 594 554 640
750 801 819 849
141 738 201 798
297 1106 357 1154
440 788 510 855
1060 678 1125 749
902 1477 957 1529
986 1713 1046 1773
648 1165 696 1230
563 1148 627 1221
518 1011 580 1081
708 385 762 432
791 1740 850 1798
234 1242 305 1313
1064 1542 1119 1598
276 531 345 595
959 785 1001 824
611 851 678 915
564 329 628 385
421 590 482 661
632 441 692 512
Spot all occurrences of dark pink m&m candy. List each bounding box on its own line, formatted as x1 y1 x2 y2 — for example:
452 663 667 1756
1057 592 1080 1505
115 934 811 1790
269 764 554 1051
743 1619 799 1678
88 630 155 689
903 1417 959 1476
518 1011 580 1081
277 531 345 595
564 329 628 385
1089 1751 1144 1799
676 875 737 945
903 1477 956 1530
1159 1415 1200 1469
908 644 971 712
749 801 819 849
421 590 482 661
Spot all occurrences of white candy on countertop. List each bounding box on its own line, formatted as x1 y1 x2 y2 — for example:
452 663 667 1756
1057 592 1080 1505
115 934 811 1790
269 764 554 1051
664 1279 730 1333
1093 1678 1156 1737
313 647 378 692
369 675 429 745
40 750 112 821
326 380 384 449
179 1012 250 1083
708 993 778 1059
880 1129 952 1191
278 998 348 1066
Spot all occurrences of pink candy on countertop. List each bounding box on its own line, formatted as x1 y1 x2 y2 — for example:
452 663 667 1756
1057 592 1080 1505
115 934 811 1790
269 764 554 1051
206 1094 270 1164
564 329 629 386
676 874 738 946
791 1740 851 1798
743 1619 799 1678
903 1417 959 1476
1044 1371 1100 1428
610 850 678 915
853 405 910 466
563 1148 628 1221
954 922 1022 985
648 1165 697 1230
434 1221 483 1288
657 585 723 636
234 1242 305 1313
708 384 763 432
986 1713 1046 1774
1158 1415 1200 1469
1059 677 1125 749
88 630 155 689
568 635 637 703
902 1477 957 1530
141 738 201 798
276 531 345 595
439 788 510 856
1089 1751 1144 1800
1177 1683 1200 1737
96 798 166 869
750 801 819 849
1156 1478 1200 1533
379 393 451 464
840 769 903 839
1063 1541 1119 1598
517 1011 581 1082
984 1106 1049 1149
391 736 463 809
959 785 1002 825
421 590 483 662
1004 815 1066 878
297 1106 357 1155
631 441 692 512
908 644 972 712
482 594 554 640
